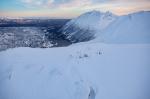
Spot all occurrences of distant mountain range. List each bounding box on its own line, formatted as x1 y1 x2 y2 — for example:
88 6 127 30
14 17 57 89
0 19 70 27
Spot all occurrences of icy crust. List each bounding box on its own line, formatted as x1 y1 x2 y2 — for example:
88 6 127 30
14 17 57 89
62 11 150 43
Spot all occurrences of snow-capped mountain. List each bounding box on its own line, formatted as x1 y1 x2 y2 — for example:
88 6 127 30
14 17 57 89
61 11 117 43
100 11 150 43
62 11 150 43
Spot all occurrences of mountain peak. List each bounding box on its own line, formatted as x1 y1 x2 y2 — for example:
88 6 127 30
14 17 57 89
83 10 115 16
85 10 102 15
61 11 150 43
71 10 117 29
61 11 117 43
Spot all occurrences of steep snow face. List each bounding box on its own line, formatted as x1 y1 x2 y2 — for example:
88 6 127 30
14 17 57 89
62 11 150 43
97 11 150 43
67 11 116 30
61 11 117 43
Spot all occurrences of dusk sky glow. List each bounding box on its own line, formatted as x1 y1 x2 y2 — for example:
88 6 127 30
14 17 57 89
0 0 150 18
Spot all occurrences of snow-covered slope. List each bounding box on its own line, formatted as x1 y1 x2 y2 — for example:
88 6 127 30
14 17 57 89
62 11 150 43
99 11 150 43
61 11 117 43
0 43 150 99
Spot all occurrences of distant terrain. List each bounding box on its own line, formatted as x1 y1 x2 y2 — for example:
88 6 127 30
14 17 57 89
0 19 70 27
0 19 71 51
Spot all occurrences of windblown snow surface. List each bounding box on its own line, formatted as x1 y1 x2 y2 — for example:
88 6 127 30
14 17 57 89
0 43 150 99
0 11 150 99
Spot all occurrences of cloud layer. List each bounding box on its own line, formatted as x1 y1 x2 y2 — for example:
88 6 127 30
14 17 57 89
21 0 150 7
21 0 92 8
1 0 150 17
21 0 150 14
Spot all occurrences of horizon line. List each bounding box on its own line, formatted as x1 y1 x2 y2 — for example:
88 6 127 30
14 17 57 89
0 10 150 19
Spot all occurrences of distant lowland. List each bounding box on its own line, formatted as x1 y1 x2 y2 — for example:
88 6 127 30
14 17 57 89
0 19 71 51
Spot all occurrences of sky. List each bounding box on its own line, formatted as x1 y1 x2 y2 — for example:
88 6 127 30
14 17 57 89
0 0 150 18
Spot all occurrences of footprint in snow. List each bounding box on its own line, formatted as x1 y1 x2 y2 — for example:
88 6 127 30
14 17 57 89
88 87 96 99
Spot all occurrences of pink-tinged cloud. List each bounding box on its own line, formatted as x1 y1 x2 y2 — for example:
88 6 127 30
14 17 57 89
0 0 150 17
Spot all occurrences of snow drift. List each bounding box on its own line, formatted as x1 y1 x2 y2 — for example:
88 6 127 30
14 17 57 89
62 11 150 43
0 43 150 99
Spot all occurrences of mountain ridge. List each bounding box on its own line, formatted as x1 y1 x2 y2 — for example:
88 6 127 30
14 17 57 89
62 10 150 43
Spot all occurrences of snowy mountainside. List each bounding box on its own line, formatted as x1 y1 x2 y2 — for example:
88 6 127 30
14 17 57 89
98 11 150 43
0 43 150 99
61 11 117 43
62 11 150 43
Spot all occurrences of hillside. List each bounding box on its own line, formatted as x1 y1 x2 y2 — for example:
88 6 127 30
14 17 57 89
0 43 150 99
62 11 150 43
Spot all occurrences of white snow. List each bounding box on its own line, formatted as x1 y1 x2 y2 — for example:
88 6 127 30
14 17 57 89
62 11 150 43
96 11 150 43
66 11 117 30
62 11 117 42
0 43 150 99
0 10 150 99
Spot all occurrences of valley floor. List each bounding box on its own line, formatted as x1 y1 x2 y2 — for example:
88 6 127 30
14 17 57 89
0 43 150 99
